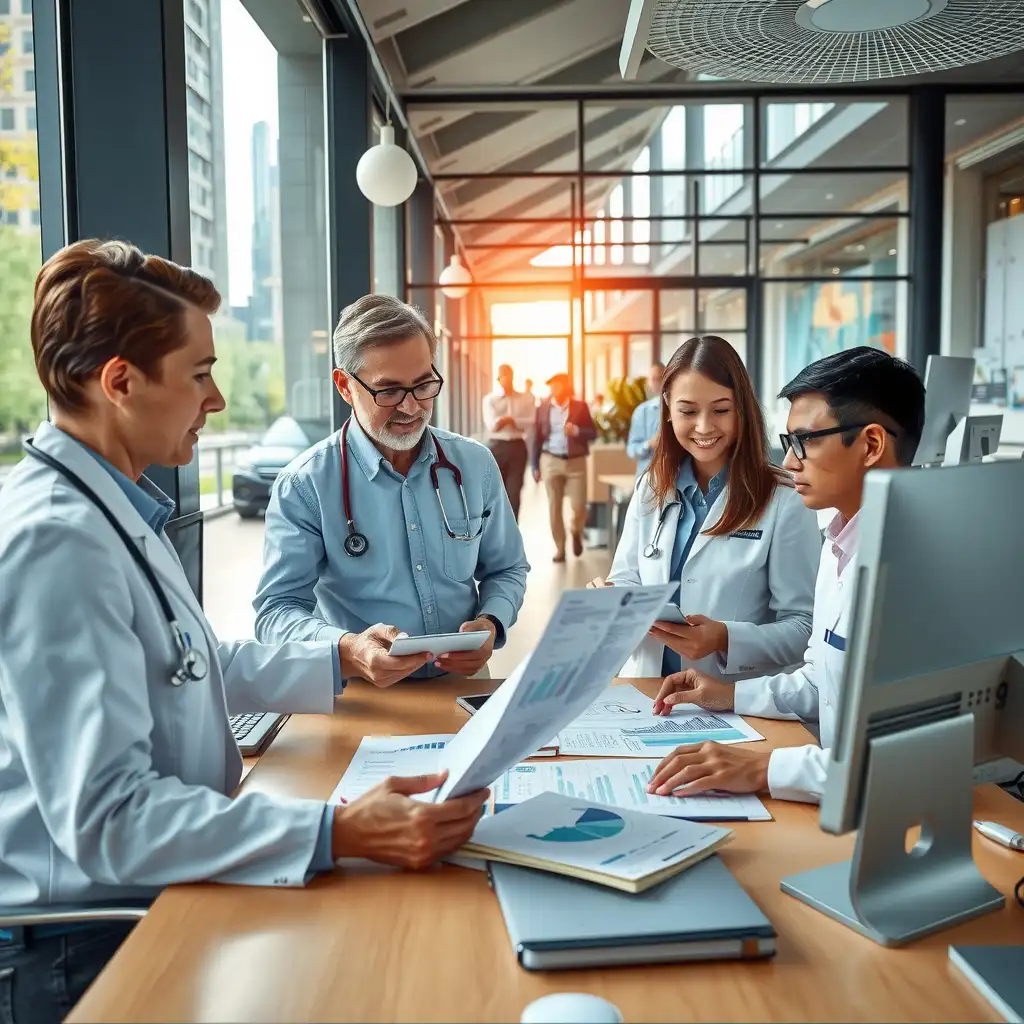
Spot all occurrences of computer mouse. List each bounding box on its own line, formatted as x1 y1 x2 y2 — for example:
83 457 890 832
520 992 624 1023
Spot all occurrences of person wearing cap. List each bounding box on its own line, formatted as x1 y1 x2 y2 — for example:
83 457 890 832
482 364 535 521
532 373 598 562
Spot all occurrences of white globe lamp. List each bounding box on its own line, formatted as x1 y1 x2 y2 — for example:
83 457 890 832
356 124 417 207
439 253 472 300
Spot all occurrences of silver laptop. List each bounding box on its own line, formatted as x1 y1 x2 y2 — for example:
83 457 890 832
229 712 287 756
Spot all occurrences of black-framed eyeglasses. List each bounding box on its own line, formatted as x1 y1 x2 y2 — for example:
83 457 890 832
779 423 895 461
348 365 444 408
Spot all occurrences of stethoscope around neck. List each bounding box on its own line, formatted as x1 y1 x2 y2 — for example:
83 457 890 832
643 489 684 559
21 439 208 686
339 419 482 557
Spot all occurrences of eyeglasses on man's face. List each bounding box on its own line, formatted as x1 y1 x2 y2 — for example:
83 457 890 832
779 422 895 461
349 366 444 408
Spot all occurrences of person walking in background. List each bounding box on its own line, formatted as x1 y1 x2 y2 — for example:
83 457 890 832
524 378 535 401
482 364 535 521
532 373 598 562
626 361 665 478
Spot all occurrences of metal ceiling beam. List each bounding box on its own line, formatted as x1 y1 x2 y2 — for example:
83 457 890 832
395 0 575 80
404 82 1024 104
445 111 653 207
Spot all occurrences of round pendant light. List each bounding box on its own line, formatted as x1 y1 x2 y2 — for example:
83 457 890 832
439 253 472 299
356 123 418 207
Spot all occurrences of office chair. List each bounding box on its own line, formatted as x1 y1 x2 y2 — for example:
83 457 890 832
0 900 150 932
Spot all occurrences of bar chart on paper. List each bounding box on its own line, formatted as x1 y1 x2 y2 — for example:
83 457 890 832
494 760 771 821
522 664 576 704
558 708 763 756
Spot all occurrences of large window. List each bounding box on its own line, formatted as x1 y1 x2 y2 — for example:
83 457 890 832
185 0 329 523
0 4 45 465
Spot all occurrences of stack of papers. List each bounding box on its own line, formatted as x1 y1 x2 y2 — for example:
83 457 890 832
432 583 676 801
556 684 764 757
493 759 771 822
463 791 732 894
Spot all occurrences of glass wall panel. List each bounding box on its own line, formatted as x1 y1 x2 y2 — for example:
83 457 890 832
409 101 577 177
759 217 901 277
761 98 907 168
0 1 45 464
583 100 752 172
188 0 329 533
759 171 906 216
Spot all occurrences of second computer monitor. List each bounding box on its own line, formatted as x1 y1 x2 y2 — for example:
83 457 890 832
913 355 975 465
780 459 1024 945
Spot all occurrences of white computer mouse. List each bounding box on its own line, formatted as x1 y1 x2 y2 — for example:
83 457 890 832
520 993 624 1023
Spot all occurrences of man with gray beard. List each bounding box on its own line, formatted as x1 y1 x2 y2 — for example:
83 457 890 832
254 294 529 685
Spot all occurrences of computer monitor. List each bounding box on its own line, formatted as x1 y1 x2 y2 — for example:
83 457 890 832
914 355 975 465
781 458 1024 946
944 414 1003 465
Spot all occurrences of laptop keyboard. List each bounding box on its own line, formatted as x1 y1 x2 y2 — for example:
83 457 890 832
230 713 264 741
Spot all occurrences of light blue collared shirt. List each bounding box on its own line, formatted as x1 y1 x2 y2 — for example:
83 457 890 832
662 460 729 676
626 396 661 476
545 401 570 457
63 431 176 535
254 415 529 680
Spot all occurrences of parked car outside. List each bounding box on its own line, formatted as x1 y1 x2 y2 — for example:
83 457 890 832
232 416 328 518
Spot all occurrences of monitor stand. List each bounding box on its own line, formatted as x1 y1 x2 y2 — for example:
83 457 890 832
781 715 1005 947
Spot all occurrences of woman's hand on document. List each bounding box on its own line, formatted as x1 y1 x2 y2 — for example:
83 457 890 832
647 742 770 797
331 770 488 869
585 577 615 588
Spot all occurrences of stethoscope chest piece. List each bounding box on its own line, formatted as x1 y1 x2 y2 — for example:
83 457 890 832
343 530 369 557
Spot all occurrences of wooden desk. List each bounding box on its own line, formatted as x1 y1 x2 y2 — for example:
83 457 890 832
70 678 1024 1023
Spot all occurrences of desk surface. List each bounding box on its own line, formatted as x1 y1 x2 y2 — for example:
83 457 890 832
598 473 637 495
70 678 1024 1023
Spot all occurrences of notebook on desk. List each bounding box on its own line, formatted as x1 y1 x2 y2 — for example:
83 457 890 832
949 945 1024 1023
488 854 775 971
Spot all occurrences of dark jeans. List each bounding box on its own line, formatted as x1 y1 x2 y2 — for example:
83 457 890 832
488 439 528 521
0 922 135 1024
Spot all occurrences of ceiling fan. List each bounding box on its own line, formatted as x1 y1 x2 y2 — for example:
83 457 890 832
619 0 1024 84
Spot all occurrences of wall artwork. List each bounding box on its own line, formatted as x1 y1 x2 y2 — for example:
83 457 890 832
784 272 897 384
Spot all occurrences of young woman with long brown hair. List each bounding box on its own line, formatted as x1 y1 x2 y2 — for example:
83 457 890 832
588 335 821 680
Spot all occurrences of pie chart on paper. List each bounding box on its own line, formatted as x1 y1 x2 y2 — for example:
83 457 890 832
527 806 625 843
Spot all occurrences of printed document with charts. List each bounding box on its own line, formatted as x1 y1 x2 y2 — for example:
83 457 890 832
433 583 676 802
462 791 732 893
557 684 764 757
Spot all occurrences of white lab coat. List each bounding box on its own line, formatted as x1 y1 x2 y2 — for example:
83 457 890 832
733 537 853 802
608 474 821 680
0 422 337 909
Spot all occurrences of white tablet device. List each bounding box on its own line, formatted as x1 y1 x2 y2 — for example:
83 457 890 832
657 605 691 625
389 630 490 657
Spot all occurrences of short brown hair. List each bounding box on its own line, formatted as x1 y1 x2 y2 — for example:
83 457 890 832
648 336 789 537
31 239 221 412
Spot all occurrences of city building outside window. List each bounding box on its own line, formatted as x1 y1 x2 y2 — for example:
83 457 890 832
0 2 46 453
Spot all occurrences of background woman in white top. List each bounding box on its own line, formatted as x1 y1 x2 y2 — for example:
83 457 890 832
589 335 821 683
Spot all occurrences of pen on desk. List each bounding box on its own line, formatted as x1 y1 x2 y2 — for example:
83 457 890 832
973 820 1024 850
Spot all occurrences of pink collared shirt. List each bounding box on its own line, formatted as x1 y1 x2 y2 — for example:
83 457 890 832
825 511 859 578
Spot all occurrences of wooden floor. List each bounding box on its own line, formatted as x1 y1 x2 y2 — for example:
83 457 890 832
201 477 612 667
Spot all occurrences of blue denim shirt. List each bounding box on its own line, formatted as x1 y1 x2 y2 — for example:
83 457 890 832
254 415 529 679
62 430 176 534
662 460 729 676
626 397 661 476
60 429 340 876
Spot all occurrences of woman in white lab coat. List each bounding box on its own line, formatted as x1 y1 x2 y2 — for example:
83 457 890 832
0 240 485 1024
590 335 821 682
